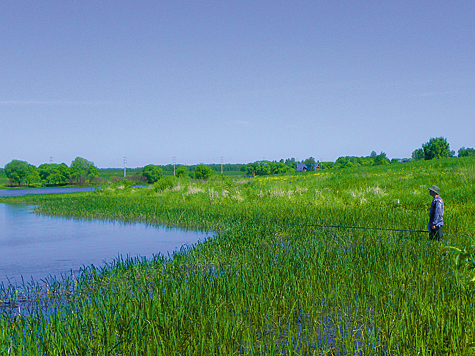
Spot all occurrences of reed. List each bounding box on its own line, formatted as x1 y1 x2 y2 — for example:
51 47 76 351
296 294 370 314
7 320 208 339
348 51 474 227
1 157 475 355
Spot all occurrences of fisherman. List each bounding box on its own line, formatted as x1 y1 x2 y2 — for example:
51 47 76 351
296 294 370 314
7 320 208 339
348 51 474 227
428 185 444 240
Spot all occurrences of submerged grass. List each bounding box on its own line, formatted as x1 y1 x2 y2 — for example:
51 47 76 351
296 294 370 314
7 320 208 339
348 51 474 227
1 157 475 355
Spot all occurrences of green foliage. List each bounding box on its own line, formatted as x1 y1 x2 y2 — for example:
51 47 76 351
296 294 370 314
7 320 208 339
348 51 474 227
303 156 316 166
412 148 424 161
38 163 71 186
70 157 96 184
87 165 99 183
458 147 475 157
142 164 163 183
284 157 297 169
319 161 334 169
0 168 7 186
25 164 41 187
4 160 41 187
153 175 178 192
373 151 389 165
194 164 213 180
2 157 475 354
446 244 475 283
175 165 188 178
334 152 388 169
243 160 291 176
422 137 454 160
162 163 244 176
4 159 30 186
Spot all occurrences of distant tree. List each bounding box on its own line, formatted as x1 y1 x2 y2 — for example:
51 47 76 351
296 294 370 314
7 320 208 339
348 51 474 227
4 160 30 186
243 161 289 176
334 156 358 169
370 151 377 159
24 165 41 187
319 161 334 169
359 156 373 166
284 158 297 169
422 137 453 160
142 164 163 183
87 165 99 183
373 152 389 165
270 161 290 174
175 165 188 178
412 148 424 161
304 157 316 167
255 161 271 176
195 164 213 180
38 163 71 185
70 157 96 184
458 147 475 157
335 157 349 169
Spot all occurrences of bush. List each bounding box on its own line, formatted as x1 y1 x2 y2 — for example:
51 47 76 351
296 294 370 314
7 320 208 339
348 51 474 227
142 165 163 183
195 164 213 180
153 176 178 192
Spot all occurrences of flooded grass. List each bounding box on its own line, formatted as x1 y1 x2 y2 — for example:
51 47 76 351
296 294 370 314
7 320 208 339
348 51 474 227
1 158 475 354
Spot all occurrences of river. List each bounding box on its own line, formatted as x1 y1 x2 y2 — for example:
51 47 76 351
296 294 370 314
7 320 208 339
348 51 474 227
0 203 210 286
0 186 96 197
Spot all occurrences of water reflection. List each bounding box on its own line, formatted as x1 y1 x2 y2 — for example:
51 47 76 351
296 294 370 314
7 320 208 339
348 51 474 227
0 204 210 285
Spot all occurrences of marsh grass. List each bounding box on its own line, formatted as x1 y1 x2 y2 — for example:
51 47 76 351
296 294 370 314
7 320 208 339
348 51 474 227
1 158 475 354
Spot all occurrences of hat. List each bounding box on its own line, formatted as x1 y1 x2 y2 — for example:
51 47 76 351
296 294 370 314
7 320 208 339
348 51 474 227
429 185 439 194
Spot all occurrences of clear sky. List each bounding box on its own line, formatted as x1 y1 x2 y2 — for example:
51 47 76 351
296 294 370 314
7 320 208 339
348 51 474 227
1 1 474 168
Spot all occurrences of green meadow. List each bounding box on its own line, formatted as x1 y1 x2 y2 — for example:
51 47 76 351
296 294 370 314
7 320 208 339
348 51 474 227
1 157 475 355
0 169 8 187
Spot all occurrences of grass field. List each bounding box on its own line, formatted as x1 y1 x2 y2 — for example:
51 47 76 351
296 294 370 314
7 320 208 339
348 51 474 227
1 157 475 355
0 169 8 186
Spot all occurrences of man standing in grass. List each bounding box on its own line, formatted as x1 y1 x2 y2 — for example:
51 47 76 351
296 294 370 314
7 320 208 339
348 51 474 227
428 185 444 240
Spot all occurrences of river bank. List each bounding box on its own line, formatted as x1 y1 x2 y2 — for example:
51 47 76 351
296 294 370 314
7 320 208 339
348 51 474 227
1 158 475 354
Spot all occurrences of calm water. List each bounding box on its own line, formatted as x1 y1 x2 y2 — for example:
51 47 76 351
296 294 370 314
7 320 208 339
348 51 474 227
0 186 96 197
0 204 211 286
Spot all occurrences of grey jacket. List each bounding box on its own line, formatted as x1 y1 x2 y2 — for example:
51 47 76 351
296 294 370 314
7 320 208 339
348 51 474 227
428 195 444 232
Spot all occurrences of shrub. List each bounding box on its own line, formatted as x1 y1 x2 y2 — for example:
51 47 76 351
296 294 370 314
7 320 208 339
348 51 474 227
153 176 178 192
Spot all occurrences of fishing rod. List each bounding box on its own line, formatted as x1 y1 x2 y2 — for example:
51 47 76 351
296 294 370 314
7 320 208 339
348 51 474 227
229 216 429 234
302 224 427 234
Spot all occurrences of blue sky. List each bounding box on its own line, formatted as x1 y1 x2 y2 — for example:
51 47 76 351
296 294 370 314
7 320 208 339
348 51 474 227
1 1 474 168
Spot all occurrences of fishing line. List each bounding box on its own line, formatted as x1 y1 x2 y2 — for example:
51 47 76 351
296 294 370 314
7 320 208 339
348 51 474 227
301 224 427 234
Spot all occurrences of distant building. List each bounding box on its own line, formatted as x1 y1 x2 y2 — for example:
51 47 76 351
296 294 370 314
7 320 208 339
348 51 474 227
296 163 319 172
296 164 307 172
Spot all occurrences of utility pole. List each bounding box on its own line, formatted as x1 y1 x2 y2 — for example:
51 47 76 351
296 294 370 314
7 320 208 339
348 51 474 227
220 157 223 175
49 156 53 164
123 157 127 178
173 157 176 176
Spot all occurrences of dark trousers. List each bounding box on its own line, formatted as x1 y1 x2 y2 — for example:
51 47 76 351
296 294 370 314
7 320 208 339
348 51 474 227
429 226 443 241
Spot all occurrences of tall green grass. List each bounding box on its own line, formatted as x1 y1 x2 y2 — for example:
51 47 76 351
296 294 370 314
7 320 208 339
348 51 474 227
1 157 475 355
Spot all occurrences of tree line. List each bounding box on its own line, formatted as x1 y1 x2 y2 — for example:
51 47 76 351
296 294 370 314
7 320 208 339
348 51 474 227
104 139 475 183
412 137 475 161
240 138 474 176
3 157 98 187
141 164 215 183
4 137 473 185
